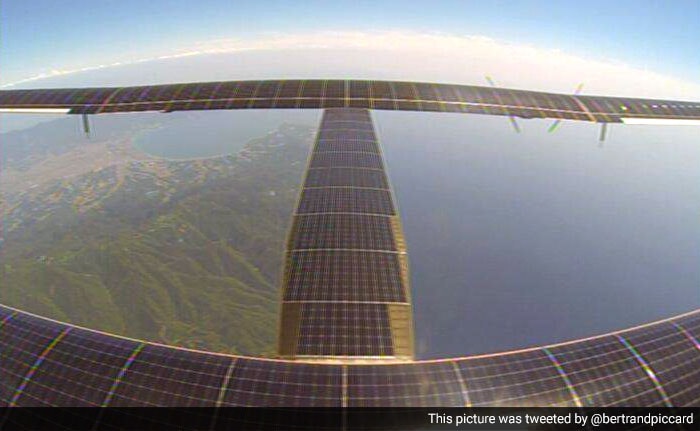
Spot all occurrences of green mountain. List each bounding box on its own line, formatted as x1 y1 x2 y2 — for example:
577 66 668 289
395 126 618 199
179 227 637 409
0 120 313 356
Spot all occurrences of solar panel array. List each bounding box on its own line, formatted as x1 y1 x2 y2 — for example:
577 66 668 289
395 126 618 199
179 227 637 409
2 80 700 409
278 108 414 359
2 79 700 123
2 304 699 407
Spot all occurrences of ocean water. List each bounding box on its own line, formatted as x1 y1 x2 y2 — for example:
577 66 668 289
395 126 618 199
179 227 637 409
133 109 700 358
375 111 700 358
133 110 319 159
33 105 696 359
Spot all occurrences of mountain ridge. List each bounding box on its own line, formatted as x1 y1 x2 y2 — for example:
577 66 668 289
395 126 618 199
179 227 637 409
1 117 314 356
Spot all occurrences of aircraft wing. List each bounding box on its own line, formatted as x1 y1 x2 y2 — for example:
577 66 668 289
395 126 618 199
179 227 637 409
1 79 699 124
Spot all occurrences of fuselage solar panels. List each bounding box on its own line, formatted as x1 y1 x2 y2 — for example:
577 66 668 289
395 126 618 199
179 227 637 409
295 303 395 356
2 79 700 123
278 108 414 359
296 188 395 215
289 214 397 250
283 250 406 302
310 152 384 169
304 168 389 189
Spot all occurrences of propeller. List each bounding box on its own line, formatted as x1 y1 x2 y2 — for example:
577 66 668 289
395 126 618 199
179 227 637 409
548 83 584 133
485 76 521 133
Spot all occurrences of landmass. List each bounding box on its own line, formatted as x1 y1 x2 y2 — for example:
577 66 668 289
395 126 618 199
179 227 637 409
0 115 313 355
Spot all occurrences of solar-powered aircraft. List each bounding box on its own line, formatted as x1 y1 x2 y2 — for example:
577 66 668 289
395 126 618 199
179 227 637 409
0 80 699 415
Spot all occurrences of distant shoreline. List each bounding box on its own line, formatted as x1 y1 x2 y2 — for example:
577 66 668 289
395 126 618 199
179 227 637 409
131 124 242 161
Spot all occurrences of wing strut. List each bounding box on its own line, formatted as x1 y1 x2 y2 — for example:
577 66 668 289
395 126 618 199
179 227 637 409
599 122 608 144
81 113 91 138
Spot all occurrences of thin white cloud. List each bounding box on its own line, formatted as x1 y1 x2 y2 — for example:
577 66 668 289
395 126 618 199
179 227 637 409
2 30 699 100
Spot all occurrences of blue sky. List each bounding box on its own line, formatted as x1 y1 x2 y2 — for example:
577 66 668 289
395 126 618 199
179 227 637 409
1 0 699 85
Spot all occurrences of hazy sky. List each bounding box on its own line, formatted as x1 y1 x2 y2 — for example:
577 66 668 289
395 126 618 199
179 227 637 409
2 0 699 87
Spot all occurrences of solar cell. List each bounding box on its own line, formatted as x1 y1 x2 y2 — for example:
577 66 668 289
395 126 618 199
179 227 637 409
347 362 464 406
324 109 371 120
296 303 394 356
317 122 375 133
456 349 576 407
623 322 700 407
0 312 67 406
108 345 232 406
432 84 463 103
315 138 380 153
283 250 406 302
221 359 342 406
232 81 259 99
297 97 324 109
299 80 323 98
69 88 112 105
253 81 280 99
39 88 73 105
2 79 700 123
289 213 397 250
414 82 440 102
309 152 384 169
277 80 303 98
674 311 700 341
318 130 376 141
390 82 416 100
547 336 666 406
304 167 389 188
0 306 15 323
348 80 371 100
5 328 141 407
324 80 345 99
296 188 395 215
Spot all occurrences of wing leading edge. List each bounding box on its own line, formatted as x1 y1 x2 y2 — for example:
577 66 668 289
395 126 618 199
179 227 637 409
1 79 700 124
